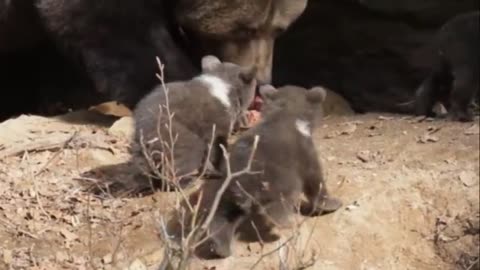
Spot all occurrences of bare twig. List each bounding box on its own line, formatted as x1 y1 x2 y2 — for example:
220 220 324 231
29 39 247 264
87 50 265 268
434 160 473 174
251 220 265 248
250 235 295 270
23 151 51 221
0 131 77 160
0 218 40 240
466 258 479 270
86 193 95 270
200 135 260 232
196 124 218 181
34 131 79 177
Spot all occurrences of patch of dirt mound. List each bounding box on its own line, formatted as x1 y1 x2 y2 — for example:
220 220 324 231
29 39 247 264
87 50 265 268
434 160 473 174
0 112 478 270
434 208 480 270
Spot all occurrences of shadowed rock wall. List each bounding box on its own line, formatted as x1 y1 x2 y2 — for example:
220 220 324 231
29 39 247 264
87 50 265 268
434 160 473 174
273 0 478 113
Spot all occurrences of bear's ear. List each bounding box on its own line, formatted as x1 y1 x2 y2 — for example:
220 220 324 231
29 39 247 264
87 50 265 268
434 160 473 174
201 55 222 71
307 86 327 103
259 84 278 101
239 66 257 84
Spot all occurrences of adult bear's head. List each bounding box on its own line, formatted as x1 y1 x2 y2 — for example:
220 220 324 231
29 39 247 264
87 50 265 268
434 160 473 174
174 0 308 85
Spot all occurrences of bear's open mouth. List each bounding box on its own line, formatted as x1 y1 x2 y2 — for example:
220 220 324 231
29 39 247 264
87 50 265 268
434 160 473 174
248 94 264 111
242 94 264 128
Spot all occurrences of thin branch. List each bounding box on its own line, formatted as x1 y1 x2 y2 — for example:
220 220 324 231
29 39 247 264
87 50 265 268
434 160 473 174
200 135 260 232
250 235 295 270
24 151 51 221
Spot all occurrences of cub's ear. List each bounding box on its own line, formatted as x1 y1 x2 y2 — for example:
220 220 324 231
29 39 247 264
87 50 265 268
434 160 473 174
201 55 222 71
307 86 327 103
239 66 257 84
259 84 278 101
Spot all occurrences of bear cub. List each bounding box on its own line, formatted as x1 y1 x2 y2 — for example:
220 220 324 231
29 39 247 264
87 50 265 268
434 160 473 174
131 55 256 188
191 85 343 258
414 11 479 122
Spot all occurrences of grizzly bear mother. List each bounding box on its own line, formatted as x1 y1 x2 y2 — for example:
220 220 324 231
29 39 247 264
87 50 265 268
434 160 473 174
0 0 307 109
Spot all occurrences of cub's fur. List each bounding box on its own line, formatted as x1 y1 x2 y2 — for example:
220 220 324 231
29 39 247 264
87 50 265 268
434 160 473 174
190 85 343 258
132 55 256 188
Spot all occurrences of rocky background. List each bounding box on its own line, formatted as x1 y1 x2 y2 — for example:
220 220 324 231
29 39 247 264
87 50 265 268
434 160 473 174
273 0 479 113
1 0 479 120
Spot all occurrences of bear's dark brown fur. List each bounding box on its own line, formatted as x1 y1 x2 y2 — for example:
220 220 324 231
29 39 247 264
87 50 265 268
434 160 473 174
0 0 307 116
412 11 479 122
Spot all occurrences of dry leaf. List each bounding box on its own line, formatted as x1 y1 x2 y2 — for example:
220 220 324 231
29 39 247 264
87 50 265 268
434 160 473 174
90 101 132 117
357 150 371 163
59 228 79 242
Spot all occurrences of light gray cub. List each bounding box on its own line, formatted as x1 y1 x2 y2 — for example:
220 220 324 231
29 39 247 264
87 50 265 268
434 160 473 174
131 55 256 188
195 84 343 258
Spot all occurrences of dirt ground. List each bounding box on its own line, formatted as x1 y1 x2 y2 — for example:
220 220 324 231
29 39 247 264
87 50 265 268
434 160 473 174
0 106 478 270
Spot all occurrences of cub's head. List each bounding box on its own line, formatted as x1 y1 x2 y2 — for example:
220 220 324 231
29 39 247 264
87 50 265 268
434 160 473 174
199 55 257 115
175 0 308 85
259 84 327 123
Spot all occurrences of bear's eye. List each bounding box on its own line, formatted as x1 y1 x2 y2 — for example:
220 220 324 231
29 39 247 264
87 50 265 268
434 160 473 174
273 27 286 37
235 27 257 39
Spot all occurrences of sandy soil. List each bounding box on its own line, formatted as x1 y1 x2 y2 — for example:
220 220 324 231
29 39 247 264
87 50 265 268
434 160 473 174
0 108 478 270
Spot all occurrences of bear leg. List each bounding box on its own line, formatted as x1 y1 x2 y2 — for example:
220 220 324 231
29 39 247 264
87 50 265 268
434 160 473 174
262 199 296 229
448 68 477 122
198 213 245 258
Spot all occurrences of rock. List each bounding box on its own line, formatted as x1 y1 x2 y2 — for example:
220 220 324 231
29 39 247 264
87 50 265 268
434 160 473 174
142 249 164 266
0 115 72 146
321 87 355 116
109 117 134 139
126 259 147 270
340 122 358 135
102 253 113 265
458 171 478 187
464 124 479 135
432 102 448 116
3 249 13 265
346 201 360 211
